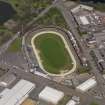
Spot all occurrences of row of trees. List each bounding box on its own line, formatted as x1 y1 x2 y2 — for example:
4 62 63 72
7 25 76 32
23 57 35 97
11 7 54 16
8 0 52 18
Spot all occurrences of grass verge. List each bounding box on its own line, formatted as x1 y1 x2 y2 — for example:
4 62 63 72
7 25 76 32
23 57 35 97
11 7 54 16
8 38 21 52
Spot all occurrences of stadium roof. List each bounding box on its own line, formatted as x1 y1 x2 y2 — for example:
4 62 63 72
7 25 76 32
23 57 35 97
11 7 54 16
0 79 35 105
39 86 64 105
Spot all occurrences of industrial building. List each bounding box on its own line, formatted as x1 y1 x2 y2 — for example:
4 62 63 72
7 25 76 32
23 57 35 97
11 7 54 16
71 4 93 14
39 86 64 105
71 4 94 27
71 4 105 32
79 16 90 25
66 100 77 105
85 32 105 71
0 79 35 105
76 77 97 92
66 96 80 105
0 73 16 87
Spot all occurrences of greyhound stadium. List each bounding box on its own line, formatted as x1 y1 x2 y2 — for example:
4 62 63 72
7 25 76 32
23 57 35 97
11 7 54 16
31 29 76 76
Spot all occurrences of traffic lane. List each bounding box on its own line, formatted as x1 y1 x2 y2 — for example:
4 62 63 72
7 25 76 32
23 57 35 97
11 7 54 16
8 68 95 105
55 0 105 99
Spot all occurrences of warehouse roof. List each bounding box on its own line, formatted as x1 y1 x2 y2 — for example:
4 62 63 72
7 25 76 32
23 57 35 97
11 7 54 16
76 77 97 92
71 4 93 13
0 79 35 105
80 16 90 25
0 74 16 87
39 86 64 105
66 100 77 105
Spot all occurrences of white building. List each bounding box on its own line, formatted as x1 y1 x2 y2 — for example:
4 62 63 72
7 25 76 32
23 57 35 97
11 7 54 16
66 100 77 105
71 4 93 13
76 77 97 92
0 79 35 105
39 86 64 105
0 74 16 87
79 16 90 25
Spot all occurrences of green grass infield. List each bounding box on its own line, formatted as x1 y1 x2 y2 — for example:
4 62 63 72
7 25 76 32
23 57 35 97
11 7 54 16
34 33 73 74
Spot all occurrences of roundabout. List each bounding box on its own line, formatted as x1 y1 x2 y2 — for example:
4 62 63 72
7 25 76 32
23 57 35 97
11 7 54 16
31 30 77 76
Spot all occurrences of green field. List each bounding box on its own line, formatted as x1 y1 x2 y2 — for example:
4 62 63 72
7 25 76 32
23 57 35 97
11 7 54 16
8 38 21 52
90 102 99 105
34 33 73 74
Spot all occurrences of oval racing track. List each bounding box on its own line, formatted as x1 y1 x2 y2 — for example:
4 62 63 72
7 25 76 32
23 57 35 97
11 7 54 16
31 30 77 76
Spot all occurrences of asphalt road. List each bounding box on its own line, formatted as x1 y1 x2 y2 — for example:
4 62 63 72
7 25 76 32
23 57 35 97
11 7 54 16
0 32 20 56
54 0 105 99
7 66 97 105
22 0 59 33
19 0 105 103
0 0 105 104
0 59 104 105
